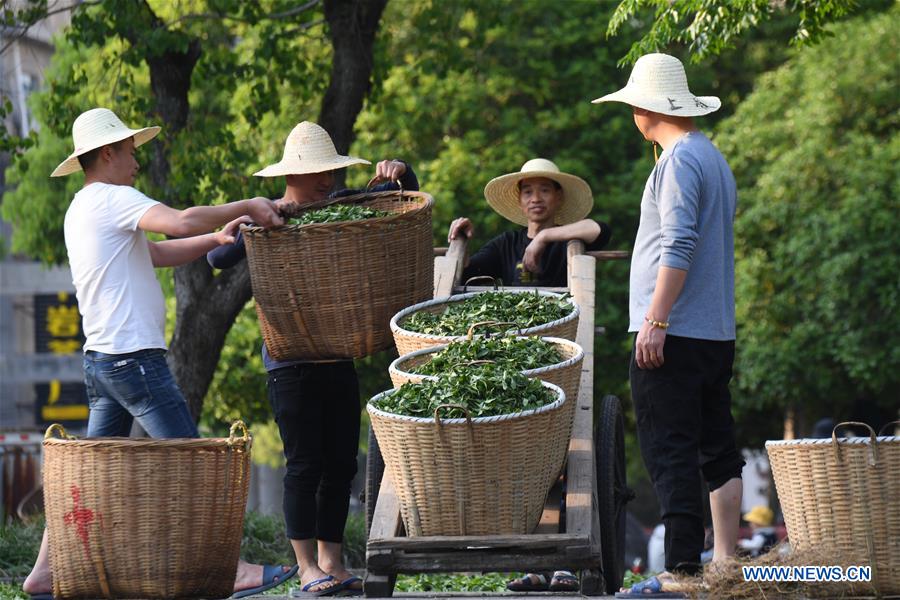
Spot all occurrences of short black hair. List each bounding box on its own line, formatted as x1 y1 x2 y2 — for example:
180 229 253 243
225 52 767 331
77 138 128 172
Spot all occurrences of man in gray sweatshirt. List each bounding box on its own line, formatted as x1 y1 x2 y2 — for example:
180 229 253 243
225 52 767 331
593 54 744 597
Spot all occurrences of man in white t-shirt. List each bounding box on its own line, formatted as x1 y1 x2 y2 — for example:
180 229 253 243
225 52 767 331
23 108 297 599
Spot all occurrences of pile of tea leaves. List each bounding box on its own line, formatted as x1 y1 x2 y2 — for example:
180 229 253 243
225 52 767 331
402 291 574 336
288 204 388 225
372 363 556 419
412 337 563 375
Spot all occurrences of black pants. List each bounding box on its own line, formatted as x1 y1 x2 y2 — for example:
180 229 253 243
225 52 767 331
630 335 745 575
268 361 361 542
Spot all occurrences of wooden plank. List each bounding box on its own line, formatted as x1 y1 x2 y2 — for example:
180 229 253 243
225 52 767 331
566 240 585 291
452 285 569 295
433 238 467 297
534 476 563 534
565 254 598 555
366 471 403 548
586 250 630 261
367 549 599 573
368 532 585 552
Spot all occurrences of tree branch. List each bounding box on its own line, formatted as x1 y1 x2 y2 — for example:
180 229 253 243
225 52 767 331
0 0 100 56
162 0 322 29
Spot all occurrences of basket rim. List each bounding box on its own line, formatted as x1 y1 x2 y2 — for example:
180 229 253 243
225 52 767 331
42 436 251 449
367 380 565 424
389 289 579 342
765 436 899 446
242 191 433 234
389 336 584 381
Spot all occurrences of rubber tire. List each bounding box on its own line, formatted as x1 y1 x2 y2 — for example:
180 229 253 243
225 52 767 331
595 394 627 595
365 424 385 536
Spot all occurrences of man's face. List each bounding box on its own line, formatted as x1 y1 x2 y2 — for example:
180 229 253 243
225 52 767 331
286 170 336 203
107 138 139 185
518 176 563 225
632 106 653 141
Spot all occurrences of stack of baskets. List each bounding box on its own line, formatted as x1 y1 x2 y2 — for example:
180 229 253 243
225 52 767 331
766 422 900 595
243 190 433 360
369 289 582 537
42 422 252 599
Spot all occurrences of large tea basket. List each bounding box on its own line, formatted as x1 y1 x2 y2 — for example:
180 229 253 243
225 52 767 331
243 190 433 360
765 422 900 594
42 422 252 599
367 382 568 537
389 289 579 356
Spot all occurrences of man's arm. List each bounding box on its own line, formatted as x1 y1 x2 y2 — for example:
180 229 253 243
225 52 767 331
634 266 687 369
522 219 605 272
148 216 249 268
138 197 281 238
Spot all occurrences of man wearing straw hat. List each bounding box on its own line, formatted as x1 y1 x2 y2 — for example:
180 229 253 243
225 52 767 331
592 54 744 598
23 108 295 600
208 120 419 597
448 158 611 289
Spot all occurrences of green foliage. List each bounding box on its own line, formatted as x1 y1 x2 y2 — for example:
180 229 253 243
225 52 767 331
373 363 556 419
0 516 44 578
608 0 868 65
414 337 562 375
287 204 389 225
401 291 574 336
715 7 900 427
240 510 366 569
396 572 518 593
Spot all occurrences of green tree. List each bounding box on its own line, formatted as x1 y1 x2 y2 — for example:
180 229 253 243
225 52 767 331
2 0 387 426
715 7 900 438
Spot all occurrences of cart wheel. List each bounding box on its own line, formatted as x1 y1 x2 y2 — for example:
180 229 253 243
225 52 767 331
595 395 628 595
365 424 385 536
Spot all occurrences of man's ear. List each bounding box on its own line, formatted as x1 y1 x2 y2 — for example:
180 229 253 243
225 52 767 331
99 144 115 164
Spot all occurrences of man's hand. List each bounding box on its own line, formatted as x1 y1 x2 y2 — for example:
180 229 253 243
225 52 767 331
635 320 666 369
216 216 252 246
522 234 547 273
246 197 283 228
373 159 407 183
448 217 474 242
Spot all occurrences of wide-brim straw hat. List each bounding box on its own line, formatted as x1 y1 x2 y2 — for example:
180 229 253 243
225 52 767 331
51 108 160 177
592 53 720 117
483 158 593 227
254 121 370 177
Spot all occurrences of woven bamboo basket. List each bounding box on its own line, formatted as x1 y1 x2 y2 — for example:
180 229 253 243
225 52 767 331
243 190 433 361
42 422 252 599
389 290 579 356
388 336 583 439
368 382 568 536
765 422 900 594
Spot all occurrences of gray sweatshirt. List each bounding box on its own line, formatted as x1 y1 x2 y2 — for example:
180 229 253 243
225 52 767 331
629 131 736 340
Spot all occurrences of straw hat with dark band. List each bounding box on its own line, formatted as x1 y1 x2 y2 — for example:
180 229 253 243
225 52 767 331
51 108 160 177
254 121 370 177
592 53 720 117
483 158 593 226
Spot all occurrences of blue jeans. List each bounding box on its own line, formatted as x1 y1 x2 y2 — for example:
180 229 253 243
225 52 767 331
84 349 198 438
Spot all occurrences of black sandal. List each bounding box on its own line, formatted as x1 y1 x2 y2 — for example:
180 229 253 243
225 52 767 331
507 573 549 591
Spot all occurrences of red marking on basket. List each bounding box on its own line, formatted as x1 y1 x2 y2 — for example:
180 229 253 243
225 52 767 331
63 485 96 556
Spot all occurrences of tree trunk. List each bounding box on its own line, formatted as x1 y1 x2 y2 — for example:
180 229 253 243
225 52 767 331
319 0 388 189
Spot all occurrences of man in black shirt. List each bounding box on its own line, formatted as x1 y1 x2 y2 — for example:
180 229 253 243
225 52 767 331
449 158 610 288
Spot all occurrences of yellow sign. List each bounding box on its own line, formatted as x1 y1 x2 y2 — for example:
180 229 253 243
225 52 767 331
42 405 89 420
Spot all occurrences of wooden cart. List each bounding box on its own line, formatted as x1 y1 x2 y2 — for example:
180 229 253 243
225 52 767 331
363 239 631 596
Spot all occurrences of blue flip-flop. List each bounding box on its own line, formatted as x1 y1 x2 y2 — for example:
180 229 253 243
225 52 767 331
29 595 55 600
614 575 685 598
232 563 299 599
297 574 346 597
337 575 363 596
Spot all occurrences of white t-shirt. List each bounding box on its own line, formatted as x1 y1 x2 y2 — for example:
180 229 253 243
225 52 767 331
64 182 166 353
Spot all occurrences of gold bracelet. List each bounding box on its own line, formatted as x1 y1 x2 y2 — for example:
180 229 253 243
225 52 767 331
645 316 670 329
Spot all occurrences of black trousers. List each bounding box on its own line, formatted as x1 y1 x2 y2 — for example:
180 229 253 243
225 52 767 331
630 335 745 575
268 361 361 542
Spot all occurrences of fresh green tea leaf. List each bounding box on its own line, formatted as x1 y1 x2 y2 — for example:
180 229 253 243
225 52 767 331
413 337 562 375
288 204 389 225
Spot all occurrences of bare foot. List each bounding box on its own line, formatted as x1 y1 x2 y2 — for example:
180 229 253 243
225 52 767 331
299 564 342 594
232 560 294 595
22 564 52 596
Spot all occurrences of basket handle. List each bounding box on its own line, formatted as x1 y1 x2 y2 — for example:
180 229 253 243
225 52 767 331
228 420 251 447
877 421 899 436
466 321 520 340
366 175 404 196
44 423 74 440
462 276 501 292
433 403 476 444
458 360 495 367
832 421 878 467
